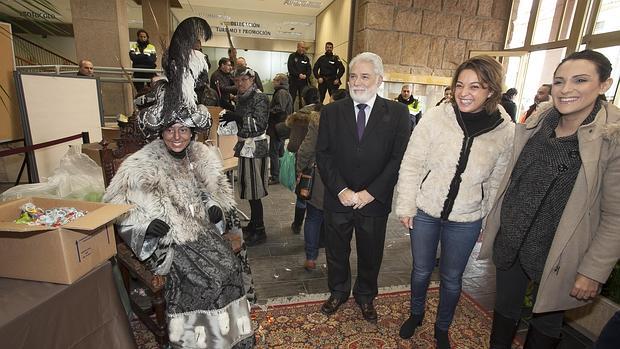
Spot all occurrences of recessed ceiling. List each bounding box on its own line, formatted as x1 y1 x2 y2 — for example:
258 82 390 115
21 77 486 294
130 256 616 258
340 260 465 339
0 0 334 24
174 0 333 16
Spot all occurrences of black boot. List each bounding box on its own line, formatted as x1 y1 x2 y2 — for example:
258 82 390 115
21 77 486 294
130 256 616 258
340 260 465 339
246 226 266 246
242 221 255 240
434 325 451 349
524 324 561 349
489 310 520 349
399 312 424 339
291 207 305 234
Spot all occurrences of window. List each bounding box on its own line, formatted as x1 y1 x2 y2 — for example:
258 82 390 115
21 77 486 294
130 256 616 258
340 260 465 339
506 0 534 48
532 0 578 44
594 46 620 101
593 0 620 34
519 48 566 112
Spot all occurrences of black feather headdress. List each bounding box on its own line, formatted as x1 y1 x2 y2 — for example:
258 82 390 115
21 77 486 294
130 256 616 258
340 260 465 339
138 17 213 135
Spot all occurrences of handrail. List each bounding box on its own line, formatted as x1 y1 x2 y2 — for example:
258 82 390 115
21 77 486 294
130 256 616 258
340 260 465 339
15 55 37 66
15 64 164 83
16 64 164 73
12 33 77 66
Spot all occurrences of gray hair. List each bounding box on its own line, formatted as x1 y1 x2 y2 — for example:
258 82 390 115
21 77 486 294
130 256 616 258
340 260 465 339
349 52 384 77
401 84 412 90
273 73 288 83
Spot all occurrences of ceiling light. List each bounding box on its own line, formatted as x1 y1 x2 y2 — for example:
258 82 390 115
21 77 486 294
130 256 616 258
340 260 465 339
278 31 303 36
282 21 313 26
283 0 322 9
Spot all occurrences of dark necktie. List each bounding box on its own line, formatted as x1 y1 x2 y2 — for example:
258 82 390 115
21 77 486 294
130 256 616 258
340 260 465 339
357 103 367 141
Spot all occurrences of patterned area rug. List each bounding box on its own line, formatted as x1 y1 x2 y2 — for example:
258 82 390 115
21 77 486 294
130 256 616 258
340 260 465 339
130 287 520 348
253 287 500 349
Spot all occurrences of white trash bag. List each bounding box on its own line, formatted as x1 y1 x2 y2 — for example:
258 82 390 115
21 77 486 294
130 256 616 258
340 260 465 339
0 146 105 202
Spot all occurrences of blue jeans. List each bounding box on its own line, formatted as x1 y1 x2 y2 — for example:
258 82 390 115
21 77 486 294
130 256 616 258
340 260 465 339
304 203 323 260
595 311 620 349
295 197 306 209
410 209 482 330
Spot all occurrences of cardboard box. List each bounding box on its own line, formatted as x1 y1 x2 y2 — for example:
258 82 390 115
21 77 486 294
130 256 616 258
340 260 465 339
0 197 132 284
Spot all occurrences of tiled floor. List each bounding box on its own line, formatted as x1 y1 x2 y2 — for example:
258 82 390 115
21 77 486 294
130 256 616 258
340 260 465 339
240 183 592 348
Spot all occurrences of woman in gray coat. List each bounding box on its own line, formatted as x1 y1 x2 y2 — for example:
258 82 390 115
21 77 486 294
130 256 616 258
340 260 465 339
481 50 620 349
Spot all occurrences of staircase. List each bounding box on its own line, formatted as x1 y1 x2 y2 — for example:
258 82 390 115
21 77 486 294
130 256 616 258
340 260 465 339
12 34 76 66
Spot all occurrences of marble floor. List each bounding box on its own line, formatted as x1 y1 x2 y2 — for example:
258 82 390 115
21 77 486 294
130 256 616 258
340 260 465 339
239 183 593 348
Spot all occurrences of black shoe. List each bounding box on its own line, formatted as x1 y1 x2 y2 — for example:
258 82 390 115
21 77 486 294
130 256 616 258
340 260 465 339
245 226 266 246
399 312 424 339
523 324 561 349
268 177 279 185
291 222 302 234
320 296 346 315
434 325 451 349
489 310 519 349
359 302 377 322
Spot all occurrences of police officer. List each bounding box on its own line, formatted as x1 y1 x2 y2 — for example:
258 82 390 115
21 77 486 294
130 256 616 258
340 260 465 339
395 84 423 132
313 42 345 103
129 29 157 93
287 41 312 109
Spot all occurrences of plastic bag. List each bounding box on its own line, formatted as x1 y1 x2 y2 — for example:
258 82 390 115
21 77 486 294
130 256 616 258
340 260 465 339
0 146 105 202
279 150 296 192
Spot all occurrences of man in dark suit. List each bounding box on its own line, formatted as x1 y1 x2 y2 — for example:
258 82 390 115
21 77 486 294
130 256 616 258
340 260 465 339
316 52 410 322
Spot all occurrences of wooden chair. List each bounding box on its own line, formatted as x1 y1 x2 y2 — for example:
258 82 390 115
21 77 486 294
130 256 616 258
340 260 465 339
99 116 169 348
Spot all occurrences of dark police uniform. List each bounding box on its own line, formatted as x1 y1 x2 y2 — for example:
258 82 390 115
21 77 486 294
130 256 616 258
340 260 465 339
313 53 345 102
287 51 312 109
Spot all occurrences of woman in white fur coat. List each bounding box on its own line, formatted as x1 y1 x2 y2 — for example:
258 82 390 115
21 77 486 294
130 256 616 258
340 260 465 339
105 17 254 349
394 56 514 349
104 123 255 349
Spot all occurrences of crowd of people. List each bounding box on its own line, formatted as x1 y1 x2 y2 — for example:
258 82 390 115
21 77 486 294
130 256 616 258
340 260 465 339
88 15 620 349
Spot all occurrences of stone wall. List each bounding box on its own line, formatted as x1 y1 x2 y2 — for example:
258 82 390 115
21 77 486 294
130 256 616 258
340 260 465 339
353 0 512 77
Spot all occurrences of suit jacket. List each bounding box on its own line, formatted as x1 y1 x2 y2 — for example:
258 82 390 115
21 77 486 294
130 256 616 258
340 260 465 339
316 96 410 216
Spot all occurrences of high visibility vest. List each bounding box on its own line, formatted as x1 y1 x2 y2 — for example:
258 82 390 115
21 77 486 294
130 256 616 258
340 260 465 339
130 43 156 57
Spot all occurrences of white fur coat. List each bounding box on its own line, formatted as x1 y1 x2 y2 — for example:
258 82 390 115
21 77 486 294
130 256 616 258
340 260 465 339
395 103 515 222
103 140 236 262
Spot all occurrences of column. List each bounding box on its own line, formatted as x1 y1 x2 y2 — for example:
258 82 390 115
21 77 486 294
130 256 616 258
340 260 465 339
70 0 133 120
